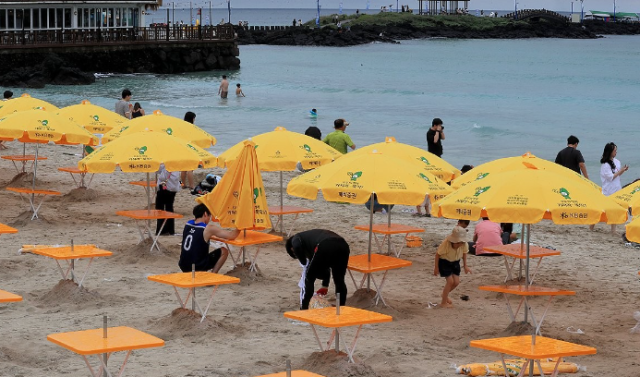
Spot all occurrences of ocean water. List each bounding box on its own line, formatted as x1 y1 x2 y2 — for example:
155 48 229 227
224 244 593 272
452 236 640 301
7 33 640 185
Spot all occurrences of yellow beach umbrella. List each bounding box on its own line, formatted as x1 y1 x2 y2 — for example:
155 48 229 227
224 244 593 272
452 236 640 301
288 149 453 259
0 109 99 194
0 94 59 117
57 99 128 134
218 126 342 232
434 166 626 225
612 183 640 216
197 140 271 231
101 110 216 149
217 126 341 171
354 136 460 182
78 130 215 173
625 216 640 243
0 109 98 145
450 152 600 191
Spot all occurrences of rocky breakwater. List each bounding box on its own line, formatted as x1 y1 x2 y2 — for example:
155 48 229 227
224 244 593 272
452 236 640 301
236 15 640 47
0 41 239 88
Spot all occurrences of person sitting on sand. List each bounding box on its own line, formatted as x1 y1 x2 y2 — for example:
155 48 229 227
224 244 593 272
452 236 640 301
434 226 472 308
468 217 502 256
179 204 239 273
286 229 350 310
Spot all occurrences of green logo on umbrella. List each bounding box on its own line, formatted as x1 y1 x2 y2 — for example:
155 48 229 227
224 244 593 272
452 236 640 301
419 173 432 183
93 115 99 121
420 156 431 165
558 187 571 200
303 144 311 152
165 128 173 135
138 146 147 155
475 172 489 181
253 188 260 203
40 120 48 126
120 126 129 132
631 186 640 195
474 186 490 197
254 145 259 149
349 171 363 181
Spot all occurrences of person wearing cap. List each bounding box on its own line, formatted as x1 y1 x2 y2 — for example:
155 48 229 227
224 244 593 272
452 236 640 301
434 226 472 308
323 118 356 154
285 229 350 310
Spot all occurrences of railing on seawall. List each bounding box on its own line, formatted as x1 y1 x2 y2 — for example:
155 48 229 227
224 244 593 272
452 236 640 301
0 24 235 48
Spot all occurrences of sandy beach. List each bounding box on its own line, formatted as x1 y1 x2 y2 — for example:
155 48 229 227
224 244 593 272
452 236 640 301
1 141 639 377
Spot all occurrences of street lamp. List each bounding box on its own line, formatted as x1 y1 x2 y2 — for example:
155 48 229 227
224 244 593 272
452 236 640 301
580 0 584 22
204 1 212 26
227 0 231 24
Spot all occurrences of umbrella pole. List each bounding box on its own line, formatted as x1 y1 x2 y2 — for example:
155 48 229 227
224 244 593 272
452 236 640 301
387 205 392 255
519 223 525 280
367 194 375 290
280 171 284 234
31 144 39 207
524 224 531 327
242 229 247 266
146 172 152 232
102 315 108 377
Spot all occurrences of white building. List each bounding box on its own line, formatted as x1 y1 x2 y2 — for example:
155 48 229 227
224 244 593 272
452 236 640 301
0 1 161 31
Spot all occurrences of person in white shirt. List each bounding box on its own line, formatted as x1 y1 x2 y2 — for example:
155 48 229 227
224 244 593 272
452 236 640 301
593 142 628 234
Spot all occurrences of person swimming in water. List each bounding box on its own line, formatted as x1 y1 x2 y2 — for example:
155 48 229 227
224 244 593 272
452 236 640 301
310 108 317 116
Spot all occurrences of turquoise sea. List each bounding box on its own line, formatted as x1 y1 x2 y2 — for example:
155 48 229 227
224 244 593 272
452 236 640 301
5 25 640 184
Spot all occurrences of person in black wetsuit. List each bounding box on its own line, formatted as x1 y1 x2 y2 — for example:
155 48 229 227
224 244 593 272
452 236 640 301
179 204 239 273
285 229 350 310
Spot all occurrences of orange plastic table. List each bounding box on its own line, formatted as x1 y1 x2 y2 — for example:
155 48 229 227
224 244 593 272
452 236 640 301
347 254 412 307
0 289 22 303
284 306 392 363
58 166 94 189
116 210 183 252
354 223 424 257
6 186 61 220
148 271 240 322
479 285 575 335
0 223 18 235
2 154 47 173
48 326 164 377
211 230 283 272
129 180 157 199
269 205 314 237
483 244 562 285
24 244 112 288
470 335 596 377
256 371 325 377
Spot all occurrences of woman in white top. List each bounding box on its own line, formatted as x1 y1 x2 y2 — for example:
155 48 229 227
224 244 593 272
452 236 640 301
596 142 629 233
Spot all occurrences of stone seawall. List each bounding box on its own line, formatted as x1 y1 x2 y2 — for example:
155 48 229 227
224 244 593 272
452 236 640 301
0 42 240 88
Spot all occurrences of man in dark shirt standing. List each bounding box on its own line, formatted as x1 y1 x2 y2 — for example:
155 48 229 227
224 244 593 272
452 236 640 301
426 118 445 157
285 229 350 310
555 135 589 179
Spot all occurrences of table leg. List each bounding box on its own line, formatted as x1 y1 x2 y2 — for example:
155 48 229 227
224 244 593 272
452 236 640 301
372 233 384 254
529 258 545 285
343 325 363 363
369 272 388 307
535 296 555 336
326 328 336 351
31 194 51 220
76 257 96 288
500 293 516 323
150 219 168 252
200 285 219 323
497 353 510 377
133 219 147 243
67 172 79 187
85 173 95 189
549 357 562 377
172 286 188 308
56 259 73 280
503 256 516 283
115 350 133 377
309 324 324 351
248 246 261 272
348 270 358 290
286 213 302 238
516 358 530 377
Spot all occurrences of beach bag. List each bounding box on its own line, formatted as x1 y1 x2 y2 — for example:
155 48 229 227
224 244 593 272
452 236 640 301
309 294 331 309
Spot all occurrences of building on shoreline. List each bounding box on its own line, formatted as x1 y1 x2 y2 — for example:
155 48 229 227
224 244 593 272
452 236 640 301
418 1 470 16
0 1 161 31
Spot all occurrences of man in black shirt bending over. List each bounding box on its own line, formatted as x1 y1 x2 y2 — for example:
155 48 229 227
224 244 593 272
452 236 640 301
286 229 350 310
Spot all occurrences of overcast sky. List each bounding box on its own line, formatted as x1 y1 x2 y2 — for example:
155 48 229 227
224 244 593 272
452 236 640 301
172 1 637 12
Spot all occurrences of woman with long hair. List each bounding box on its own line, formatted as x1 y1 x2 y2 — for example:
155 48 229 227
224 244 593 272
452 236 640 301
594 142 629 233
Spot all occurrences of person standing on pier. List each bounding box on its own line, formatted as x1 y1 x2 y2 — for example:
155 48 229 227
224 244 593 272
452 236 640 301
218 75 229 99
